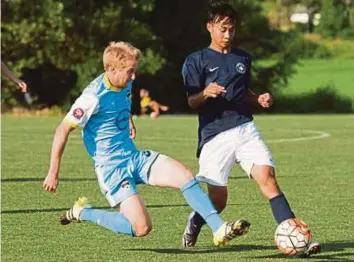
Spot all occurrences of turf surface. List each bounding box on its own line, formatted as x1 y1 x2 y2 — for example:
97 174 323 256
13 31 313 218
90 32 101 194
2 114 354 261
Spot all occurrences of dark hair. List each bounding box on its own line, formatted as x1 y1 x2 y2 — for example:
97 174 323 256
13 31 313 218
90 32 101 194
207 0 237 24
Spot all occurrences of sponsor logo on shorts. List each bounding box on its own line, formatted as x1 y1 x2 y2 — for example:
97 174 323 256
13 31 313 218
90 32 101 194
73 108 84 120
121 180 130 189
143 150 151 157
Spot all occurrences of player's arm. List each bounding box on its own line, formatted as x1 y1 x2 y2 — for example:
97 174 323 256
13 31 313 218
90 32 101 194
1 61 27 92
182 57 225 110
246 89 273 108
243 57 272 108
43 121 75 193
129 115 136 139
187 83 226 109
43 92 98 193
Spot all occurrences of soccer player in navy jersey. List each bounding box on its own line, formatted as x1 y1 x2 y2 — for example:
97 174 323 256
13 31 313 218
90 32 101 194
181 0 320 256
42 41 249 247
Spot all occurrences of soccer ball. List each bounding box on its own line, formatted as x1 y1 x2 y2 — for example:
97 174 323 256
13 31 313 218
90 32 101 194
274 218 312 256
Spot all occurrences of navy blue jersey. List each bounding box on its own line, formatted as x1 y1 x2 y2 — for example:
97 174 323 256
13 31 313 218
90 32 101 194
182 47 253 157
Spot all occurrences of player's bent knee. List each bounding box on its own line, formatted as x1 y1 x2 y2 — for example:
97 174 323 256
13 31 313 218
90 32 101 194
133 224 152 237
184 169 194 180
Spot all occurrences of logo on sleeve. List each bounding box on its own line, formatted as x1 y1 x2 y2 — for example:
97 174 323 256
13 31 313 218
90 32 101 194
73 108 84 120
127 92 132 102
236 63 246 74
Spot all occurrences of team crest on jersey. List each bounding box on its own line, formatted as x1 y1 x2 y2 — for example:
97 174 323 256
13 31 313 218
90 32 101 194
73 108 84 120
236 62 246 74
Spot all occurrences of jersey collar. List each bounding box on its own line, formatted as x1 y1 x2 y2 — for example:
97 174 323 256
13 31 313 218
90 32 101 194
103 74 123 92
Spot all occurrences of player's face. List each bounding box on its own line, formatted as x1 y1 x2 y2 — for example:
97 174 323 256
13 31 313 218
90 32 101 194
208 17 235 49
140 89 149 97
108 59 138 88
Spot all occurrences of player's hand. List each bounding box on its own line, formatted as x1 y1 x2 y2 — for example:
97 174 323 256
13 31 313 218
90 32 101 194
129 119 136 139
203 82 226 98
17 80 27 93
257 93 273 108
43 173 59 193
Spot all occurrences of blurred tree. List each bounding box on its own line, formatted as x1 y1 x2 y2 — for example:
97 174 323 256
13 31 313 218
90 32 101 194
2 0 302 112
273 0 321 33
1 0 72 105
317 0 354 38
145 0 301 111
1 0 165 107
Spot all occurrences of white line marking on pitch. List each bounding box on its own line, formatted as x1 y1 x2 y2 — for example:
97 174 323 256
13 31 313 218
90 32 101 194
3 129 331 144
136 129 331 144
267 130 330 143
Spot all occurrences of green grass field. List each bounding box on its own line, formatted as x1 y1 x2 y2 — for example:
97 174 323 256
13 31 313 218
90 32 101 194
2 115 354 261
283 59 354 99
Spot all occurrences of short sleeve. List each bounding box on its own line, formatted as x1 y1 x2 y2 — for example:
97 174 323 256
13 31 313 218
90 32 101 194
64 93 99 129
182 56 203 96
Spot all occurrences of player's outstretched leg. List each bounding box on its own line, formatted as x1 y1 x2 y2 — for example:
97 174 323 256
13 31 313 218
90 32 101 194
149 156 250 247
60 196 136 236
60 196 91 224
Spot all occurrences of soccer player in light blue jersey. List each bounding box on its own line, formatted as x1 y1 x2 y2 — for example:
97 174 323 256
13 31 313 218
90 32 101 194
42 41 250 246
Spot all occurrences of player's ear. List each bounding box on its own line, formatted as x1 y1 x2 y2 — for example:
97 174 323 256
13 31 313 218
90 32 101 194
206 22 213 33
106 65 113 73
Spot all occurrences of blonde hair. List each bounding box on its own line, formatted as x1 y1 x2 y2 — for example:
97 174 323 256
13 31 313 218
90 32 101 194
103 41 141 70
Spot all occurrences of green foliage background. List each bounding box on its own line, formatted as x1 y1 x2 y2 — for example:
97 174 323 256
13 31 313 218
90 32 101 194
1 0 353 112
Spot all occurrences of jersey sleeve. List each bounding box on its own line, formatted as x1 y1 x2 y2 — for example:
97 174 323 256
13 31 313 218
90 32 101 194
64 93 99 129
182 55 203 96
246 56 252 89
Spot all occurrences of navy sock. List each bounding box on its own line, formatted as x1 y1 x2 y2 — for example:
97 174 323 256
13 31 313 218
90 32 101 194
269 193 295 224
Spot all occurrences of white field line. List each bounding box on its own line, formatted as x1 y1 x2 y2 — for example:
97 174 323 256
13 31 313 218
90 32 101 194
267 130 330 143
3 129 331 144
137 129 331 144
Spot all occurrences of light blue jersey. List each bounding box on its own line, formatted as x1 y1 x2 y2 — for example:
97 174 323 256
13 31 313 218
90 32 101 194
65 73 135 166
65 73 162 206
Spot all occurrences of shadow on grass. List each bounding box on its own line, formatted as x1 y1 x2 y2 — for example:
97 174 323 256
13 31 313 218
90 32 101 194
124 242 354 260
1 202 261 214
124 244 275 254
254 242 354 261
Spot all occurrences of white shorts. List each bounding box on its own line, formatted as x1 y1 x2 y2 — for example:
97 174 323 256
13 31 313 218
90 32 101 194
197 121 274 186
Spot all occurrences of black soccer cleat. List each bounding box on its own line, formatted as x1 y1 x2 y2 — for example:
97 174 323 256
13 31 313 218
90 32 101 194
301 242 321 257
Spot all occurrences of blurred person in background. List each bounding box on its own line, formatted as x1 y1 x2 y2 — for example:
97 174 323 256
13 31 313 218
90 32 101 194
140 88 169 119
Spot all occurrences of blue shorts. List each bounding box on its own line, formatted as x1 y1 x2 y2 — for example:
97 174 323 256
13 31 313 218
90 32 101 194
94 150 161 207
